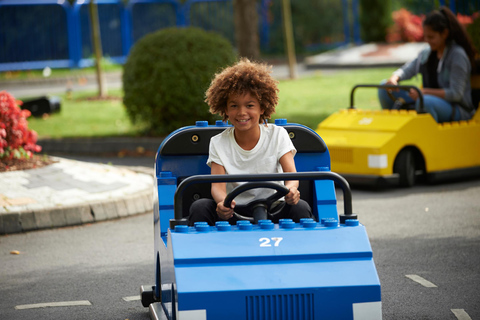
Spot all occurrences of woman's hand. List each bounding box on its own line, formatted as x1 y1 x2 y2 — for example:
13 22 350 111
386 75 400 86
409 88 420 101
285 186 300 205
217 199 235 220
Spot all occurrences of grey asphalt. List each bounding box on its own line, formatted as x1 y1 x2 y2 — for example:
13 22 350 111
1 178 479 319
0 43 427 235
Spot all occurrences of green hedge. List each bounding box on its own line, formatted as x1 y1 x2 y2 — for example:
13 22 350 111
123 27 237 136
359 0 391 42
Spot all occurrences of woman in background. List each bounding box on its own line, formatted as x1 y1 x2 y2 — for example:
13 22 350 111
378 6 477 122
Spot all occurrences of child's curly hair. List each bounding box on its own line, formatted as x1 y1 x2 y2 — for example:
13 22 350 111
205 58 279 123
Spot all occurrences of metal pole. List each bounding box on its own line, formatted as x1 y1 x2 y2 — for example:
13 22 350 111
281 0 297 79
89 0 107 98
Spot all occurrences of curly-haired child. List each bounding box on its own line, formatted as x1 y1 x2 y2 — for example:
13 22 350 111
188 59 313 226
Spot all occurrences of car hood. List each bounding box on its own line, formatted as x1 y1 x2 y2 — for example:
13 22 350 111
318 109 416 132
316 109 417 148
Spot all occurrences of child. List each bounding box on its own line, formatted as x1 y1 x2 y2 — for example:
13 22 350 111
188 58 313 226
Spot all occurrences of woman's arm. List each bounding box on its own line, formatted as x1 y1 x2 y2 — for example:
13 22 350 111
410 48 470 102
210 162 235 220
392 52 423 82
443 51 470 102
409 87 446 101
279 151 300 205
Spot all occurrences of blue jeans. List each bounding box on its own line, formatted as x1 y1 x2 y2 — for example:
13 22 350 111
377 81 465 123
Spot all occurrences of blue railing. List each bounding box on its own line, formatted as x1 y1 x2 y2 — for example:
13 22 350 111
0 0 477 72
0 0 74 70
0 0 237 71
0 0 361 71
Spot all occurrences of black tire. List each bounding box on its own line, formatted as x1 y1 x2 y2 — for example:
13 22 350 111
394 149 416 187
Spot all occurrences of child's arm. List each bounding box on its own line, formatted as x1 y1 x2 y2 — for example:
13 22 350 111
211 162 235 220
279 151 300 205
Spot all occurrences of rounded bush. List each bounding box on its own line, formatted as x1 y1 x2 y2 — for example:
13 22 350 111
123 27 237 136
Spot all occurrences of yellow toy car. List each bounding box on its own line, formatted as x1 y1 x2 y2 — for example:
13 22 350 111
316 83 480 187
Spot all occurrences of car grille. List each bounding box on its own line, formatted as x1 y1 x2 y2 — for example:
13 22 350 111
246 293 314 320
329 147 354 163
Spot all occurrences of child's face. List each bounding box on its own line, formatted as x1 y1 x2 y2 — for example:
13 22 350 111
226 92 264 132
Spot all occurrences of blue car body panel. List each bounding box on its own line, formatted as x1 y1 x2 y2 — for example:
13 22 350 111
149 120 382 319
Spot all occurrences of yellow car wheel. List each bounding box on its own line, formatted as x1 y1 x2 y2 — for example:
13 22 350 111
394 149 416 187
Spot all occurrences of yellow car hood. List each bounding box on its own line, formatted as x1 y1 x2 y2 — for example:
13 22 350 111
319 109 415 131
316 109 417 148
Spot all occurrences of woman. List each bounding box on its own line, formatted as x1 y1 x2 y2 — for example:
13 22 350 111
378 6 477 122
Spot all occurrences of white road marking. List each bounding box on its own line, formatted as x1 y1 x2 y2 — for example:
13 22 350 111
15 300 92 310
451 309 473 320
123 295 141 302
405 274 438 288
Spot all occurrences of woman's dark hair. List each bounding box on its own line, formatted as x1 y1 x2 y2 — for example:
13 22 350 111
423 6 477 69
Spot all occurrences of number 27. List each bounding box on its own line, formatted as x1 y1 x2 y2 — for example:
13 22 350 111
259 237 283 247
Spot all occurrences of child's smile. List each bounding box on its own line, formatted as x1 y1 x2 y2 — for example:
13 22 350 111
226 92 264 132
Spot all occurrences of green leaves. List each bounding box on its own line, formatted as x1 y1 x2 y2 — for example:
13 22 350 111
122 27 236 136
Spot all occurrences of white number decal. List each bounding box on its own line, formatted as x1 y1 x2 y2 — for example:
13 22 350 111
259 238 270 247
259 237 283 247
271 237 283 247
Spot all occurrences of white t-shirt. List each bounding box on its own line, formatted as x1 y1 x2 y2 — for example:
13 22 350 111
207 124 296 205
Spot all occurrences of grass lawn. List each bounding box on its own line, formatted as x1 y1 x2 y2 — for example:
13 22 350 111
275 68 421 130
25 89 145 139
24 68 421 138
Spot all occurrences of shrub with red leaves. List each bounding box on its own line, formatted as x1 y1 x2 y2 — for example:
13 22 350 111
387 9 424 43
388 9 479 44
0 91 41 160
457 13 475 26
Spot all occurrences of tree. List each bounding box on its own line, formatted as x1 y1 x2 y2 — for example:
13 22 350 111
233 0 260 60
359 0 391 43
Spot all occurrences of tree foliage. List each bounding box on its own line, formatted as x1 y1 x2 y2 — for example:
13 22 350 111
359 0 391 42
122 27 237 136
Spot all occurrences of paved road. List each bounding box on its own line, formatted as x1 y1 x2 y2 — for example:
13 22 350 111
353 178 480 320
1 156 479 319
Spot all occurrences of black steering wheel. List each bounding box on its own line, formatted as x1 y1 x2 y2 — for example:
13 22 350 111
223 182 289 223
350 84 424 113
385 89 415 110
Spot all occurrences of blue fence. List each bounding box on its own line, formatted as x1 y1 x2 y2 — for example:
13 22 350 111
0 0 361 71
0 0 478 71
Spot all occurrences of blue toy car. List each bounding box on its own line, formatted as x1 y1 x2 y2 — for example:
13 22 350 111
141 119 382 320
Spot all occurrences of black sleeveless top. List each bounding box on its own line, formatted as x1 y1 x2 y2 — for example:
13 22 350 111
421 51 440 89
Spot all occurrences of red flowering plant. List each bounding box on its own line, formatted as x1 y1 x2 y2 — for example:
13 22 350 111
387 9 424 43
387 9 480 44
0 91 42 161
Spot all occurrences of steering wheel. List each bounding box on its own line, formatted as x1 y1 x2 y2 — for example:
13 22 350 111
223 182 289 223
386 87 415 110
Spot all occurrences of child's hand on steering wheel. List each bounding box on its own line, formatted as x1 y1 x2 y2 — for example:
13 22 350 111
217 199 235 220
285 186 300 205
